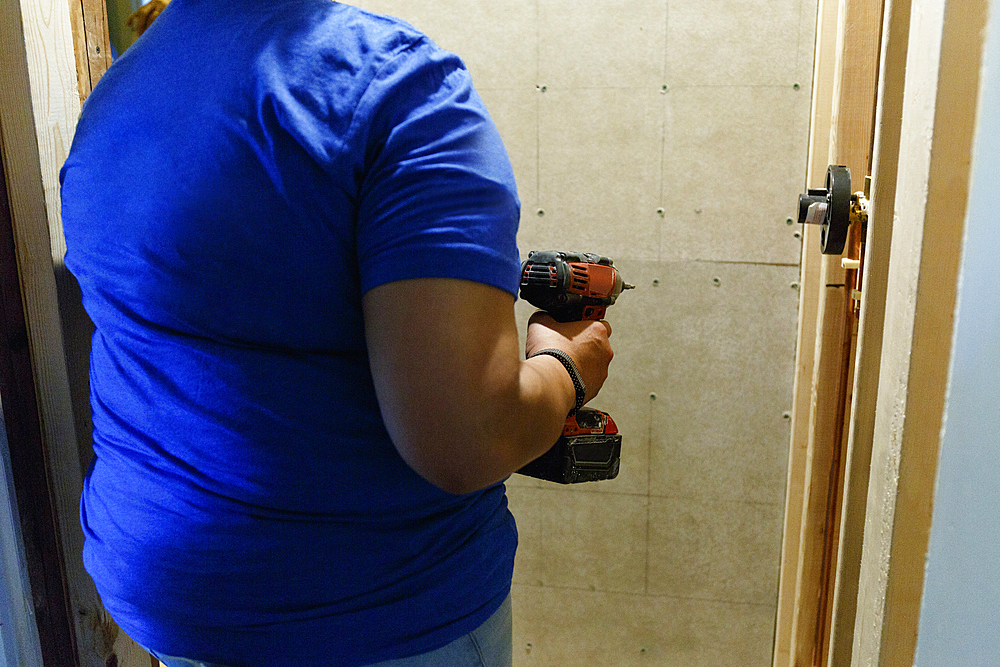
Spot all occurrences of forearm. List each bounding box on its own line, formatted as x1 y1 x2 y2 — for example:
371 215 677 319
444 351 578 492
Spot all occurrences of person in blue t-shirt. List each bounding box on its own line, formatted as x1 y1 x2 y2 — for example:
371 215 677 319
59 1 614 666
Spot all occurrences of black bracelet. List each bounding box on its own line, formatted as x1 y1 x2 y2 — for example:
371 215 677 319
530 348 586 416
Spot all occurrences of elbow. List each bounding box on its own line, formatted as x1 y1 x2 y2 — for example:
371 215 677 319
418 454 508 496
411 460 501 496
435 475 492 496
394 433 513 496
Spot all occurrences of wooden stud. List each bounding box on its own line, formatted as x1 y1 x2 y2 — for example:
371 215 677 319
778 0 884 663
825 0 912 664
68 0 92 103
772 0 841 661
69 0 113 102
852 0 989 664
0 117 69 667
0 1 98 664
806 0 885 659
788 260 850 667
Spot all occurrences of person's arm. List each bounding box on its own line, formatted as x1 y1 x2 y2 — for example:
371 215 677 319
363 277 613 495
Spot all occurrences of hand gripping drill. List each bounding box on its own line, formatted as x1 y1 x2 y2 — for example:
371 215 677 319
516 250 633 484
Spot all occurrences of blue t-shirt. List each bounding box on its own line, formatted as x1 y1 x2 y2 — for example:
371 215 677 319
59 1 522 664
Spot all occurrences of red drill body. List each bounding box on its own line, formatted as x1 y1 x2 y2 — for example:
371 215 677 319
519 250 632 322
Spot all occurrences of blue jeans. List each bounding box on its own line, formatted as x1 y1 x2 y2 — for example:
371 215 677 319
149 594 513 667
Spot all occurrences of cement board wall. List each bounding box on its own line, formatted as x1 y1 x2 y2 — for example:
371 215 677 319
352 1 816 664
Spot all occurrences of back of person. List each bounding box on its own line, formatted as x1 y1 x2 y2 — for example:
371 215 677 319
60 0 522 663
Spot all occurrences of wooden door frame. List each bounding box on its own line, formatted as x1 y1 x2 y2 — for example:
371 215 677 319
0 0 152 664
825 0 910 662
776 0 991 665
852 0 989 663
0 0 91 663
0 108 73 667
775 0 883 663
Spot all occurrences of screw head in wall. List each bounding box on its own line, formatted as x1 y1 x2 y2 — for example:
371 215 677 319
536 209 545 216
712 277 721 286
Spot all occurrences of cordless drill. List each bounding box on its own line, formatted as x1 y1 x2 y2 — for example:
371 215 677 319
517 250 633 484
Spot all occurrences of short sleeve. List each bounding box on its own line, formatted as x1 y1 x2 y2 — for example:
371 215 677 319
352 41 522 296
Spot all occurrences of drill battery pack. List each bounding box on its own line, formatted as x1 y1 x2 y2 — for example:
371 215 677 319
517 407 622 484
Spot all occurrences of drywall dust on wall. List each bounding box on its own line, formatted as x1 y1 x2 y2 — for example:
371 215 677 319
353 1 816 664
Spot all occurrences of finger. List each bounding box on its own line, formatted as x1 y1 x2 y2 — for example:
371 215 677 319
599 320 612 337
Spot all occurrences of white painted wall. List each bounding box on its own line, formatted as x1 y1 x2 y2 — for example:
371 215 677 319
914 2 1000 664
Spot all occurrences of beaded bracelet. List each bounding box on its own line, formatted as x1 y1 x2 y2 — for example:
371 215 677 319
529 348 586 416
